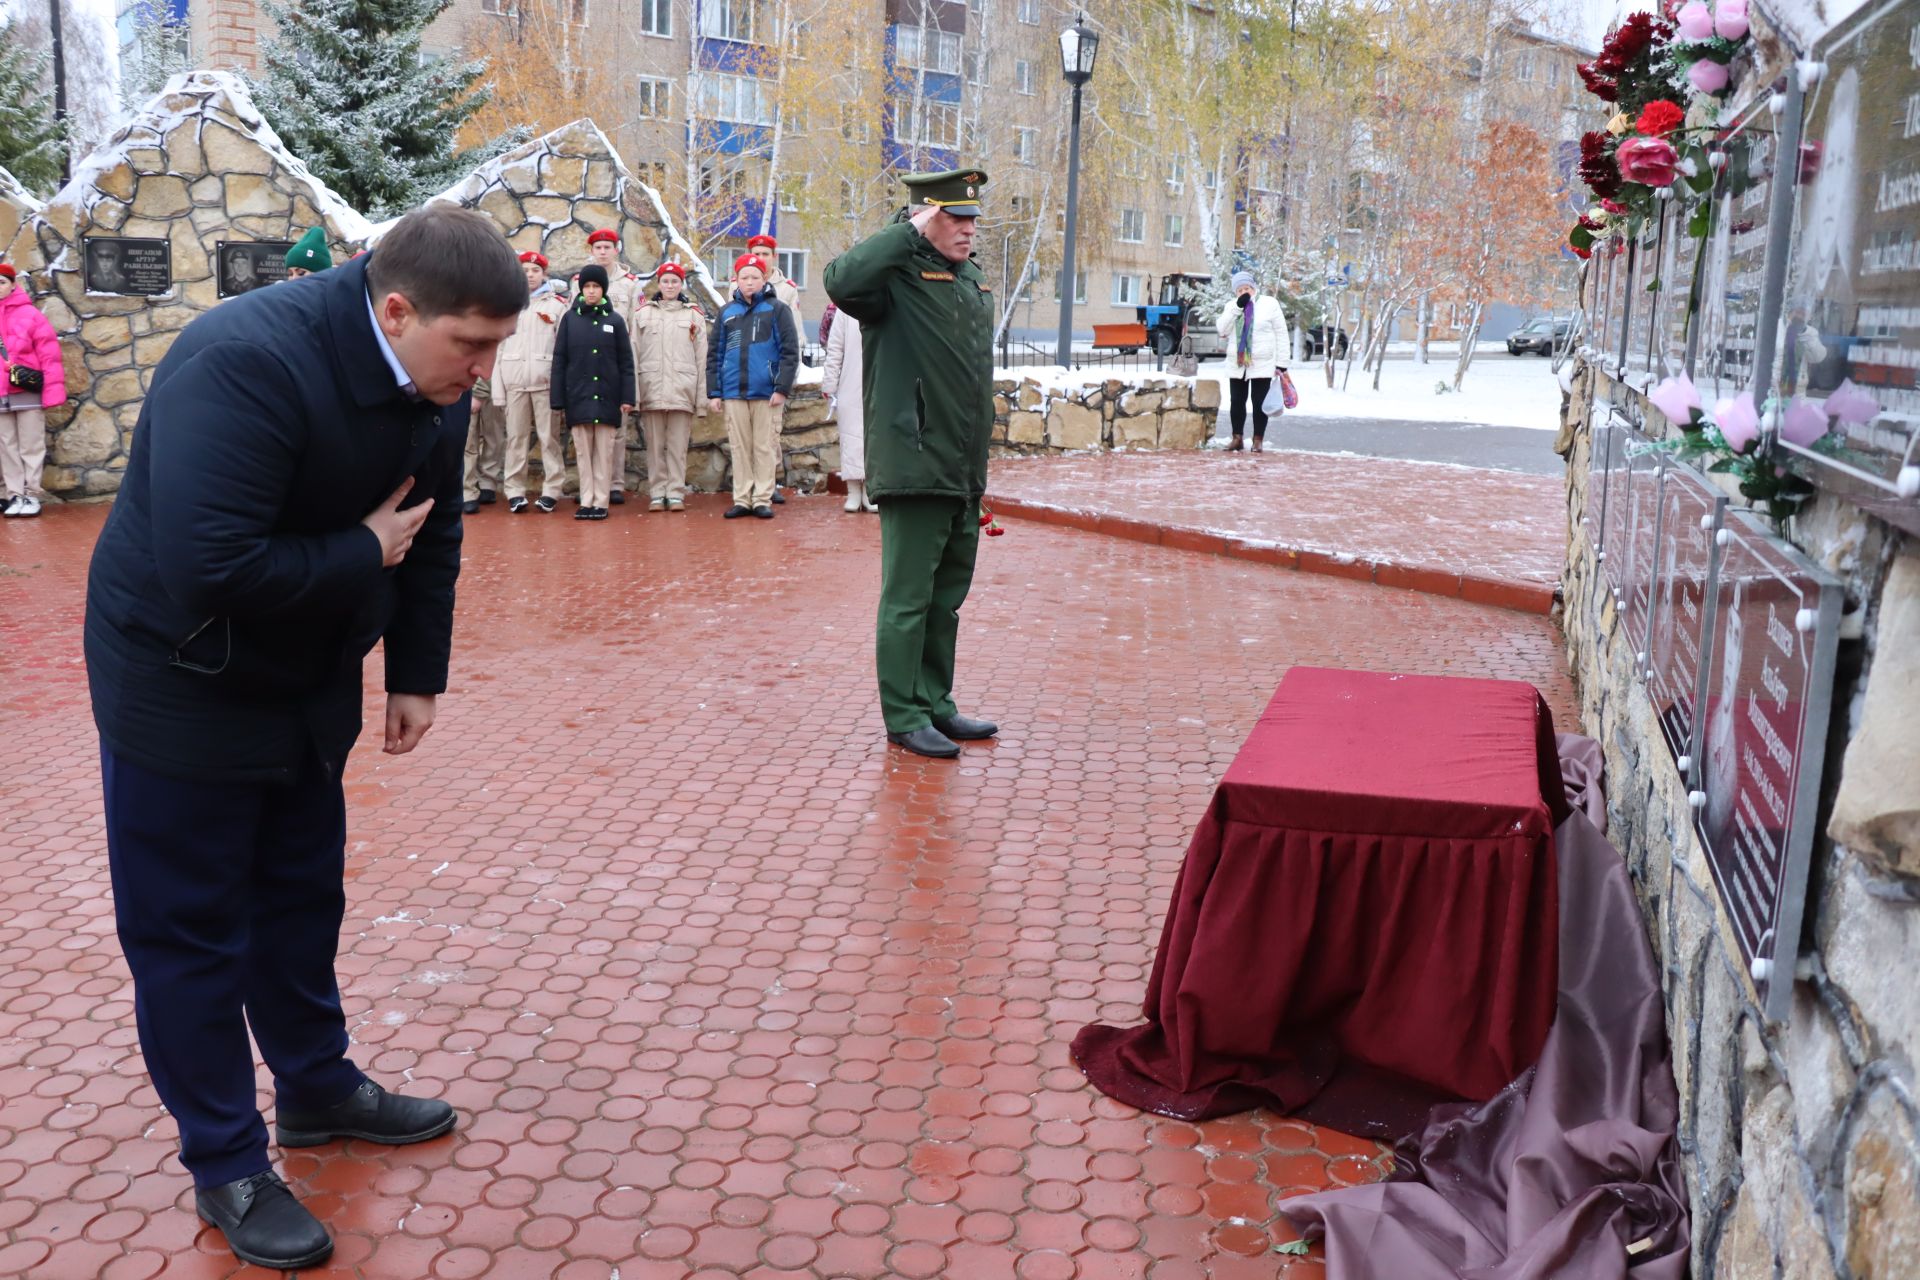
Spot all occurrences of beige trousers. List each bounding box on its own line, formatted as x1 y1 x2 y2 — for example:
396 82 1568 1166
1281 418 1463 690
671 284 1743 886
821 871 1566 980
612 413 634 495
503 387 570 500
463 402 505 501
0 406 47 498
572 424 618 509
644 410 694 502
724 399 780 509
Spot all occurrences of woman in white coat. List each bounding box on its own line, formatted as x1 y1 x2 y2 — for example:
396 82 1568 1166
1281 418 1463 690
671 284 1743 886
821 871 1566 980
821 309 875 511
1214 270 1291 452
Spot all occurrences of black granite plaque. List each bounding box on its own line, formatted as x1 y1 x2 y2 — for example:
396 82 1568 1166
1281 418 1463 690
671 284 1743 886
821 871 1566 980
1781 0 1920 532
1649 464 1723 765
82 236 172 297
1693 510 1840 1018
1622 449 1667 664
216 241 294 298
1699 102 1775 404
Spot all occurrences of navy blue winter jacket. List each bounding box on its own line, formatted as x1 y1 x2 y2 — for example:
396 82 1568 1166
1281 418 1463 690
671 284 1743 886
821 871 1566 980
706 287 798 401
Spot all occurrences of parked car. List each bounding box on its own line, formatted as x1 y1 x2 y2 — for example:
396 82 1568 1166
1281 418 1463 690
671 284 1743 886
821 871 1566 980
1506 316 1573 356
1300 324 1350 359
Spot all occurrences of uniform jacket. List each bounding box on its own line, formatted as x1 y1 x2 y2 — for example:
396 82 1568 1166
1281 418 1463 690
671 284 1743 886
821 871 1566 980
492 284 568 396
1215 294 1292 379
820 311 865 481
631 296 710 414
83 253 470 784
0 288 67 410
706 288 798 402
550 298 636 425
822 219 993 501
767 271 803 339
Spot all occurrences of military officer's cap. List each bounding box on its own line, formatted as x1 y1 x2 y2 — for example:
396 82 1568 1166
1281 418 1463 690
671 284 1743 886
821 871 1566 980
905 168 989 219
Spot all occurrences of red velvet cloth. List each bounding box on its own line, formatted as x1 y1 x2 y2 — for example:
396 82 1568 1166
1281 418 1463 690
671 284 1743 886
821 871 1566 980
1073 667 1566 1134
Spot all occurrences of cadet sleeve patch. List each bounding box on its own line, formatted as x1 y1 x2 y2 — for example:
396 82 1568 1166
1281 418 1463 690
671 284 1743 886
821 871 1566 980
977 281 992 292
920 270 956 282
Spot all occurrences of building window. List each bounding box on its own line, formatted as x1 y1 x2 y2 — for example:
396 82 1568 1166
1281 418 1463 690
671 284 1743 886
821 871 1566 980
965 49 990 85
839 103 873 142
708 247 737 281
1513 50 1535 82
1112 274 1143 306
841 177 858 218
779 183 800 212
698 163 746 205
1015 59 1034 95
896 24 962 74
1018 0 1037 22
569 0 587 22
1119 207 1144 242
1202 165 1219 191
898 99 961 149
481 0 516 13
637 161 670 193
640 0 670 36
1164 213 1184 246
1013 126 1036 163
1546 59 1560 87
694 72 775 126
637 76 673 119
1166 154 1186 193
777 249 809 288
1054 269 1087 304
700 0 758 43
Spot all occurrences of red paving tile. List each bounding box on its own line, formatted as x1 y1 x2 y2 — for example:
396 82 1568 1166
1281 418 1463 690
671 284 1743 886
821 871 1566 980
0 496 1576 1277
987 451 1566 611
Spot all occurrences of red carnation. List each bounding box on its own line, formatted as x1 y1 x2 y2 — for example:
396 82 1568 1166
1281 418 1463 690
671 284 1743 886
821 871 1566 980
1637 100 1685 136
1578 62 1620 102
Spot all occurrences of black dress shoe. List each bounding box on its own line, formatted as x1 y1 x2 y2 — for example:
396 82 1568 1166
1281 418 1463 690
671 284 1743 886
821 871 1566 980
753 505 775 519
478 489 497 505
610 491 626 505
724 504 752 519
887 726 961 759
461 499 480 515
771 489 786 504
195 1171 333 1270
509 496 528 513
590 507 609 520
277 1080 456 1148
574 506 593 520
932 713 998 740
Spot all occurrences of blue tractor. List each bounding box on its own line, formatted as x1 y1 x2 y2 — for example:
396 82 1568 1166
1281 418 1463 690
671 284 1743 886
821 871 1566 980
1138 273 1225 358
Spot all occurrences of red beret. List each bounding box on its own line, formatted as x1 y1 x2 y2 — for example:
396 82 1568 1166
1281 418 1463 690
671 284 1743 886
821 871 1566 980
655 261 685 279
734 254 768 276
586 228 620 246
0 264 15 280
519 250 549 269
746 234 777 251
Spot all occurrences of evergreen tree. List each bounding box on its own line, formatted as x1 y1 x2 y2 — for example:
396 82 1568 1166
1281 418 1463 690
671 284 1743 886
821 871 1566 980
0 19 67 197
251 0 521 217
120 3 197 115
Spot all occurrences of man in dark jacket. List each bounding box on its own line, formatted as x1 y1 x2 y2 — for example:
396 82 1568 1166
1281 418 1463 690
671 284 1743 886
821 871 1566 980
83 206 526 1270
706 253 799 518
823 168 998 759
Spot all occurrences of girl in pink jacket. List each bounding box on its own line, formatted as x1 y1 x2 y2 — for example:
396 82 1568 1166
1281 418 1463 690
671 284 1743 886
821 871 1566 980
0 264 68 517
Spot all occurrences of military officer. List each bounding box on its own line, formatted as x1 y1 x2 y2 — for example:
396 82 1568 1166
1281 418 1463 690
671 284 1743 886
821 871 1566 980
823 168 998 760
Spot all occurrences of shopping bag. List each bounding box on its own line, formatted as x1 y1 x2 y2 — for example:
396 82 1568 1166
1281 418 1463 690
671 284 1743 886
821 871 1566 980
1169 335 1199 378
1261 377 1286 417
1279 369 1299 409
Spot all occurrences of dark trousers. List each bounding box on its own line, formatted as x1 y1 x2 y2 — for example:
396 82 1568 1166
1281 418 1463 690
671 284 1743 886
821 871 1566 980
877 496 980 734
1228 376 1273 440
102 747 366 1188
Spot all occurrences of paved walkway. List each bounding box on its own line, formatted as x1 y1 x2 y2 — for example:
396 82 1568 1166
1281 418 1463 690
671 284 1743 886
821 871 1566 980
0 493 1577 1279
988 451 1567 613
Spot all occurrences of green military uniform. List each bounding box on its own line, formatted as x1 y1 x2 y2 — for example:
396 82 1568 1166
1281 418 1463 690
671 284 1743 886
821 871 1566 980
824 169 996 754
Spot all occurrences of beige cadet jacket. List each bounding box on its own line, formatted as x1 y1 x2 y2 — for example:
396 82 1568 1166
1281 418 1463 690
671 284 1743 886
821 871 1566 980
631 297 710 414
767 272 803 338
492 291 569 395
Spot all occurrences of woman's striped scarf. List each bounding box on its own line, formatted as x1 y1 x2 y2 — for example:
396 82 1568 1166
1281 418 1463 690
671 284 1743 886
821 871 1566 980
1237 296 1255 368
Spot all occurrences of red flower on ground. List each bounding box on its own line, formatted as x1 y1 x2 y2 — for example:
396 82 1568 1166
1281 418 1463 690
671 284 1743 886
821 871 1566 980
1637 100 1686 136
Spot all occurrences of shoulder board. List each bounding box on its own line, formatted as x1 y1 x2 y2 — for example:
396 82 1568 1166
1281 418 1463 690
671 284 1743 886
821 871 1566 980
920 270 956 282
976 280 992 292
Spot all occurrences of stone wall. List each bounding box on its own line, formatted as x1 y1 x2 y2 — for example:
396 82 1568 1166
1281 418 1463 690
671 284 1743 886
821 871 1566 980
1561 362 1920 1279
0 165 42 258
994 374 1220 453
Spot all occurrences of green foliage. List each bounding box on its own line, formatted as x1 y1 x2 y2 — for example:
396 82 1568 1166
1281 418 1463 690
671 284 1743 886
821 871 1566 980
0 20 66 196
251 0 524 217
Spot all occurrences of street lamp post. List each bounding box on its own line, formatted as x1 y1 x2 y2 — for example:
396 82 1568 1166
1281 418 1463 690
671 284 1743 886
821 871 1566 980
1054 14 1098 368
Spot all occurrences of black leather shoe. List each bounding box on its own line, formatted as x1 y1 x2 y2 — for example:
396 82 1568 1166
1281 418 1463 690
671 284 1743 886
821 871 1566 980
574 506 593 520
610 491 626 505
195 1171 333 1270
932 713 998 740
753 505 775 519
771 489 786 504
509 497 528 513
461 499 479 515
276 1080 457 1149
724 505 752 519
590 507 609 520
478 489 497 505
887 726 961 759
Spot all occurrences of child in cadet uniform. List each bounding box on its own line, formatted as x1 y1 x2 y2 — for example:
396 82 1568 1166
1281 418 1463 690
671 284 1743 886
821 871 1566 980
496 251 571 513
630 261 708 512
550 264 634 521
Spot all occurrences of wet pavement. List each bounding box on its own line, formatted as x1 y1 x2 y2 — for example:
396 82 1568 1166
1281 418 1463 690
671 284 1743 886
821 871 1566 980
0 489 1577 1279
1222 418 1566 477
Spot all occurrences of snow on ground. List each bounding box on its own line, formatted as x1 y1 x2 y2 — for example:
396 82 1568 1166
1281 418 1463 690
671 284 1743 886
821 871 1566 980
1199 347 1565 431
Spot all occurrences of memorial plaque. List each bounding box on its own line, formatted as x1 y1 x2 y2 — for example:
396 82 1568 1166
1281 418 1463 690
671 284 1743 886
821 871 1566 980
1622 451 1667 666
1657 200 1695 376
1583 398 1616 540
1604 427 1657 610
1782 0 1920 533
216 241 294 298
82 236 172 297
1692 509 1840 1019
1648 464 1725 766
1698 102 1775 403
1628 222 1661 374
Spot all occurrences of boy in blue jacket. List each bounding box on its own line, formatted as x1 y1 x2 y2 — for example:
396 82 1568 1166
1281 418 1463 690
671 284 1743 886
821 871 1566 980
706 253 798 518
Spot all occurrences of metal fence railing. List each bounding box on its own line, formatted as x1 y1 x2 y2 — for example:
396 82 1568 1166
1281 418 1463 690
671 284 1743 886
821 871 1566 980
993 339 1176 376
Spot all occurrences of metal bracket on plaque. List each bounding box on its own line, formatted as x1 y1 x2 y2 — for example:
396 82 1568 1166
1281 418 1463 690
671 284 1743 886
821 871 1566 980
1639 458 1672 680
1615 240 1637 377
1684 494 1729 792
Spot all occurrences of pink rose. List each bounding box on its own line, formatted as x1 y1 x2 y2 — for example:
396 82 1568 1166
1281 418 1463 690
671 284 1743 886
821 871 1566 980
1617 136 1680 186
1649 373 1703 424
1779 397 1828 446
1714 0 1749 39
1689 59 1731 94
1823 379 1880 424
1676 0 1715 40
1714 392 1760 452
